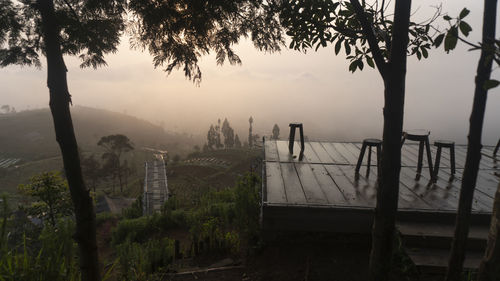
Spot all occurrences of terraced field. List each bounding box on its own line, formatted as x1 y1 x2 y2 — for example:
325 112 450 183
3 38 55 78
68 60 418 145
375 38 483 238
0 157 21 168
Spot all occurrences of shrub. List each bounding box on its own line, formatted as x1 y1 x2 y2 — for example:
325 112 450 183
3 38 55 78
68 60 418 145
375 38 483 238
122 195 143 219
116 237 174 281
234 173 261 239
0 219 79 281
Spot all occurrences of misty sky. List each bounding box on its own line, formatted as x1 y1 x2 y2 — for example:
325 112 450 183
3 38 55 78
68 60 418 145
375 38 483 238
1 1 499 145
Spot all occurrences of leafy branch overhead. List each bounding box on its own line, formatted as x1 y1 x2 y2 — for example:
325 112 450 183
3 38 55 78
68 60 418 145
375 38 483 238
0 0 126 69
279 0 441 73
128 0 284 83
0 0 284 83
434 8 500 90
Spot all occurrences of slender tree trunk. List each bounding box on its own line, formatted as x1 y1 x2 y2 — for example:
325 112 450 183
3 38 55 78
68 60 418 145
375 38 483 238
117 165 123 193
368 1 411 280
477 182 500 281
445 1 497 280
37 1 101 280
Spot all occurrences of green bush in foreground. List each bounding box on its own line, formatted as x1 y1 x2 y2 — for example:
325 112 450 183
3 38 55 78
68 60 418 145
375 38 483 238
116 238 174 281
0 219 79 281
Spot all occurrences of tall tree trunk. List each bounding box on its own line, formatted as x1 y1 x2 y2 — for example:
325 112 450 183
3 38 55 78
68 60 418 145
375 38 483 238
368 1 411 280
445 1 497 280
37 1 101 280
477 182 500 281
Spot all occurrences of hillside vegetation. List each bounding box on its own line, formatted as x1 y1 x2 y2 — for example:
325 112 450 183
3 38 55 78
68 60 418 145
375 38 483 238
0 106 199 160
0 106 200 197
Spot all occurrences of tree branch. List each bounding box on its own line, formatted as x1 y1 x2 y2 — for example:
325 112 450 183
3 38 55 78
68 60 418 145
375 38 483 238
327 24 363 39
350 0 388 78
62 0 81 24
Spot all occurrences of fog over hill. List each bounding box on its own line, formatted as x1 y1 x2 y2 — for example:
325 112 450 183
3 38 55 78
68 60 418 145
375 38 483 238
0 106 199 160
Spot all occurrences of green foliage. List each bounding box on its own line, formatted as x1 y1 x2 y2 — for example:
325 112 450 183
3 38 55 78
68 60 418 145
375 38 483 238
111 172 262 267
122 194 143 219
98 134 134 192
436 8 500 91
0 220 79 281
18 171 73 227
234 173 261 239
435 8 473 53
95 212 117 227
279 0 439 72
116 237 174 281
112 214 165 245
0 194 9 251
0 0 126 68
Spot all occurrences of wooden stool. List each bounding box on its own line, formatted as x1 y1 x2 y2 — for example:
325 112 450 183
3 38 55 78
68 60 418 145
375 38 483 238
355 138 382 178
432 140 456 182
494 139 500 158
288 123 305 160
401 129 433 181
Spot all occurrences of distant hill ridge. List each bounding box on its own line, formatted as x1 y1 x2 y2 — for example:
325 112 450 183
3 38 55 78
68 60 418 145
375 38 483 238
0 106 196 160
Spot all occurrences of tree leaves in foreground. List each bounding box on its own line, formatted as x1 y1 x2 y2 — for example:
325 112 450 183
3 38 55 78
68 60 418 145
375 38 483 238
434 3 500 280
128 0 284 83
279 0 440 74
1 1 285 279
18 171 73 227
278 1 440 280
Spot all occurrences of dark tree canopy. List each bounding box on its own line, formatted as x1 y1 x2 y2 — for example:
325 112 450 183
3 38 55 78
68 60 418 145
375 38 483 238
128 0 284 83
279 0 439 75
1 1 285 280
0 0 126 69
1 0 284 80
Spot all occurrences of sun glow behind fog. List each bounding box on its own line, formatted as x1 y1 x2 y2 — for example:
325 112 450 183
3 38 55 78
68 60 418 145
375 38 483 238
0 0 499 145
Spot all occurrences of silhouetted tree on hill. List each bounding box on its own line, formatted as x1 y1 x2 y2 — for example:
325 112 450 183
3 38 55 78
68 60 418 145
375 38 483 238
235 134 242 148
222 118 235 148
98 134 134 193
248 116 254 147
207 125 217 150
272 124 280 140
80 154 101 193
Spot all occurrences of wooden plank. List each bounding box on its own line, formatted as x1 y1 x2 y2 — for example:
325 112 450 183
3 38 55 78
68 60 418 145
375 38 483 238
436 168 493 212
274 140 318 163
309 164 349 205
276 140 295 162
319 142 349 164
452 146 468 169
401 144 419 167
294 163 328 204
264 140 279 162
475 171 499 198
309 142 337 163
280 163 308 204
302 142 322 163
265 162 287 204
323 165 359 205
399 167 457 211
343 143 368 164
404 144 433 168
324 165 374 206
352 143 378 166
332 143 359 164
339 165 377 206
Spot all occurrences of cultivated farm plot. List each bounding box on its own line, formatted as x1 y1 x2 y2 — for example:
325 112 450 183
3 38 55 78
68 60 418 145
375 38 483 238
183 157 231 168
0 157 21 168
